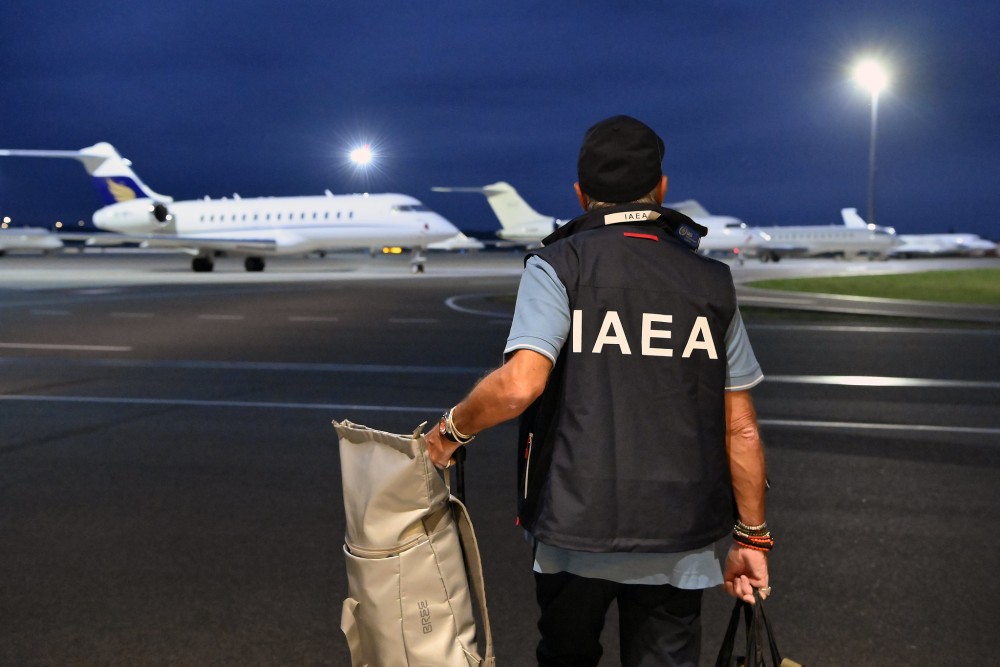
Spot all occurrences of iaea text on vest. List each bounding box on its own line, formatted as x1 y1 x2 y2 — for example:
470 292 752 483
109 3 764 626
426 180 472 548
571 310 719 359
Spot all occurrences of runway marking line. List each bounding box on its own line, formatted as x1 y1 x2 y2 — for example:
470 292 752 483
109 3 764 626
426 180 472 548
2 394 997 436
0 343 133 352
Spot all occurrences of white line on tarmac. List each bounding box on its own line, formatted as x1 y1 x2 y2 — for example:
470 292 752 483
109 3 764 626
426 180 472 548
749 323 1000 335
444 294 512 318
759 419 1000 436
0 357 486 375
2 395 998 437
0 343 133 352
0 394 442 414
765 375 1000 389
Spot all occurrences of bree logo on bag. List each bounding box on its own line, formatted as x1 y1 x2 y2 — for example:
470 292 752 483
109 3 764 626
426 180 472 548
418 600 433 634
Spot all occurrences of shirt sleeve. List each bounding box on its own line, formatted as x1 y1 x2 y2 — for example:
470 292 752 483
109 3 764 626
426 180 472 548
724 306 764 391
504 256 570 364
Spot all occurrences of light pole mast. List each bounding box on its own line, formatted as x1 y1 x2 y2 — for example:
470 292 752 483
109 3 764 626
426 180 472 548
854 59 889 227
866 88 879 226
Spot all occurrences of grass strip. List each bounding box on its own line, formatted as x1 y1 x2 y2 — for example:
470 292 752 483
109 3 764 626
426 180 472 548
746 268 1000 305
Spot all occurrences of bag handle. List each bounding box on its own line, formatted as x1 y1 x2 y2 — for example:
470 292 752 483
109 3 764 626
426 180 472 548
715 589 790 667
452 496 495 665
714 593 743 667
753 589 783 665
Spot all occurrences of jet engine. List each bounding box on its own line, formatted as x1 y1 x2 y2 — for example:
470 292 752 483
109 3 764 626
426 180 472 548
93 199 175 234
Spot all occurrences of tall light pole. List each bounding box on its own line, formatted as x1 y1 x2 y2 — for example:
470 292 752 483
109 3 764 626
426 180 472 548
853 59 889 226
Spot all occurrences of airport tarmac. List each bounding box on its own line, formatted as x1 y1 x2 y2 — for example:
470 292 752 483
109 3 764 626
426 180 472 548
1 250 998 665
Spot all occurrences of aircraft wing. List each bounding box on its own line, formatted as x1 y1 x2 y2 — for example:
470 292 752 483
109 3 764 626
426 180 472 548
59 232 278 253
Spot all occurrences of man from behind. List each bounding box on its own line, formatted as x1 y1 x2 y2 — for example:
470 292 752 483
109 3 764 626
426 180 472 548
427 114 770 666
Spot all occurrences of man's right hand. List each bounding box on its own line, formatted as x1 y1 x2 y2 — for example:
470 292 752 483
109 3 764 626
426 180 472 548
722 544 769 604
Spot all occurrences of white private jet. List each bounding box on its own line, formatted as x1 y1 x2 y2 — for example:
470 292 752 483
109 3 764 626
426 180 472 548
0 227 63 255
0 142 463 273
431 182 562 246
431 182 768 256
753 208 900 262
840 207 996 258
663 199 770 258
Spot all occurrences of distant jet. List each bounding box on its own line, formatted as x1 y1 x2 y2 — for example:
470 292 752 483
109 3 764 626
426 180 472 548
0 227 63 255
662 199 770 258
753 208 900 262
431 182 561 246
840 207 997 258
0 143 463 273
432 182 768 256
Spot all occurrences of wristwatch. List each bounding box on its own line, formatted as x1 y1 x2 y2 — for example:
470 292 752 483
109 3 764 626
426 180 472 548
438 407 475 445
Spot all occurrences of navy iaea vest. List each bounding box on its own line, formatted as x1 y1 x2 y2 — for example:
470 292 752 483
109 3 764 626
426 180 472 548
517 204 737 553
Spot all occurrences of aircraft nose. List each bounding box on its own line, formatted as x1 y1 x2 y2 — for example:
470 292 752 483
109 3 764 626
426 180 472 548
427 213 460 236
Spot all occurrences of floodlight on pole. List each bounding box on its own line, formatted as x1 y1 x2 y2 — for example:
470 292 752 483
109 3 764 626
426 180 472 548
349 144 374 166
853 58 889 226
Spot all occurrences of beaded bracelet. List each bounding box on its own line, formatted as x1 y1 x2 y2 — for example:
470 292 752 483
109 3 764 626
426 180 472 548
736 519 768 534
733 531 774 552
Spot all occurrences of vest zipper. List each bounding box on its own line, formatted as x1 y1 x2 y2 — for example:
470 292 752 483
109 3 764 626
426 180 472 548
523 432 533 499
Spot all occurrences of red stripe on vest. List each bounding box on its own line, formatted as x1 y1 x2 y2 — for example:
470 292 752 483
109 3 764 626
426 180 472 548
623 232 659 241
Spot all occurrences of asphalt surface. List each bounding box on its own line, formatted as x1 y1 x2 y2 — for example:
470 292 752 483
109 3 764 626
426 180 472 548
1 252 998 666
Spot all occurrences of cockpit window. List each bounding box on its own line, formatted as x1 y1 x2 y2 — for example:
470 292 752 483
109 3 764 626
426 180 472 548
391 204 431 213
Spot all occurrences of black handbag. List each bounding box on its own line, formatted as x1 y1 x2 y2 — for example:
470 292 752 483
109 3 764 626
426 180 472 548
714 589 803 667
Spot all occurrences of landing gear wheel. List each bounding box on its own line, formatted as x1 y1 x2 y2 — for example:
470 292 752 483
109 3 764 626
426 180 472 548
192 256 214 272
410 248 427 274
244 256 266 272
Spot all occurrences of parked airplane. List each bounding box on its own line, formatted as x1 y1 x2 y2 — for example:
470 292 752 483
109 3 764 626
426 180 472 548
0 227 63 255
754 209 900 262
0 142 463 272
663 199 770 258
431 182 562 246
431 182 768 256
840 207 996 258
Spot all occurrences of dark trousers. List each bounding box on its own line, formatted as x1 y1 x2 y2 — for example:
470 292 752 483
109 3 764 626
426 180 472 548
534 570 704 667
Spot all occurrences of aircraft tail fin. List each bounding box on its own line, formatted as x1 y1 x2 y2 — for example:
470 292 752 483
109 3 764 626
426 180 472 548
432 182 555 239
665 199 711 218
0 142 172 206
841 207 868 228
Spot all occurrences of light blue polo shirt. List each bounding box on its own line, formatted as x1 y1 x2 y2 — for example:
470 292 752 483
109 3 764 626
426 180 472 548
505 256 764 588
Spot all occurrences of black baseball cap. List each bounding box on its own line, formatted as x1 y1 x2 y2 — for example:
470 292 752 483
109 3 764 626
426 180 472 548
577 115 665 203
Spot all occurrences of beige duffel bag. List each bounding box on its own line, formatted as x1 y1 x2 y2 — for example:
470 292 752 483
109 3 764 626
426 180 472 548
334 420 495 667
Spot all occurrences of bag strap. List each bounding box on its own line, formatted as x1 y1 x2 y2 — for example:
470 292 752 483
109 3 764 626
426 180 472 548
716 590 791 667
452 496 495 665
754 590 786 666
714 596 743 667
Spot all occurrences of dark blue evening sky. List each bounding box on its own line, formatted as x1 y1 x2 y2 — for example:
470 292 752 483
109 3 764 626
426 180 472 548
2 1 998 239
